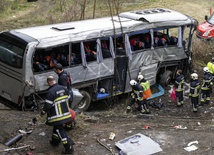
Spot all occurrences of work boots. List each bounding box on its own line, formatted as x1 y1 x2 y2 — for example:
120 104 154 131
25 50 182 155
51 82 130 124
65 121 76 131
49 140 60 146
62 145 74 154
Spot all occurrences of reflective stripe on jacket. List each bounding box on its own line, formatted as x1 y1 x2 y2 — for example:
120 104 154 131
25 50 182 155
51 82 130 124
131 84 144 101
201 72 213 90
175 74 184 92
189 79 200 97
44 84 72 126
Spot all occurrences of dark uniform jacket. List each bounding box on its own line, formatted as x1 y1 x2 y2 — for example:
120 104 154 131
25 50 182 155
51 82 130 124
43 83 72 126
58 70 72 91
174 74 184 92
131 84 144 101
201 72 213 90
189 79 200 97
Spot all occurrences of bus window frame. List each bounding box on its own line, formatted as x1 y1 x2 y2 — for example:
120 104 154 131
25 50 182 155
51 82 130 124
0 39 24 68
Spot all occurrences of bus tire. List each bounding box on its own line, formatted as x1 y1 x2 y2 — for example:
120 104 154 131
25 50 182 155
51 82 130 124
78 90 91 112
159 70 172 87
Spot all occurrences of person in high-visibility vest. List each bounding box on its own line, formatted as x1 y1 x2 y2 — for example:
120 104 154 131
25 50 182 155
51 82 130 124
126 80 150 114
207 57 214 82
137 75 152 114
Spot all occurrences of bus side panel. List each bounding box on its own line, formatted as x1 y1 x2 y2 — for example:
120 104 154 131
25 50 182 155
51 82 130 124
124 47 188 93
33 58 114 92
153 47 187 61
34 72 56 92
0 64 23 103
67 58 114 85
124 51 156 93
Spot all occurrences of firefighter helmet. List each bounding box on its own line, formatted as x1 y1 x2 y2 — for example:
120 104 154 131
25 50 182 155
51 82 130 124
130 80 137 86
203 67 209 73
191 73 198 80
137 74 144 81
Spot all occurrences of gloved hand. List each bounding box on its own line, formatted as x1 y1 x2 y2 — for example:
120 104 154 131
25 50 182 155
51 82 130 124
126 106 131 113
137 97 142 101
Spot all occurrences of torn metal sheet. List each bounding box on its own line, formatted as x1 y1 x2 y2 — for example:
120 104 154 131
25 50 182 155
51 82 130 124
115 133 162 155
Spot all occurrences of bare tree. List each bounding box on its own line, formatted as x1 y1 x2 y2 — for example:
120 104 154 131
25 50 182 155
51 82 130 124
112 0 123 15
80 0 87 20
59 0 66 12
92 0 97 19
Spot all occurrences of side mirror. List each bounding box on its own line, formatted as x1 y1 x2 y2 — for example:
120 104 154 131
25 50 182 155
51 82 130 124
205 15 208 21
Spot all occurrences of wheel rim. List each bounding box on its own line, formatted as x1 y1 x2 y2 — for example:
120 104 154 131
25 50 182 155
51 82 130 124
78 97 86 109
165 76 171 85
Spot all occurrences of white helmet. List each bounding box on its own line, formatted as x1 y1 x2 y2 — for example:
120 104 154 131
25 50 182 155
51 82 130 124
100 88 105 94
191 73 198 80
203 67 209 72
137 74 144 81
130 80 137 86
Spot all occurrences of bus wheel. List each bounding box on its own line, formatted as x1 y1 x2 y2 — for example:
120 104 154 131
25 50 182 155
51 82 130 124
78 90 91 112
159 70 172 87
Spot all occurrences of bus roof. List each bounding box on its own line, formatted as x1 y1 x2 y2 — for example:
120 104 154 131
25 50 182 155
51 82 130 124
4 8 197 48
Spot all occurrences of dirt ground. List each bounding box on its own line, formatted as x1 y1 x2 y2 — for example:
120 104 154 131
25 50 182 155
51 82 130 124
1 1 214 155
1 85 214 155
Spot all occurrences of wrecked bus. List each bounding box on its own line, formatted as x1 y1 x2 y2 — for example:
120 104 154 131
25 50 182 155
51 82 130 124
0 8 198 111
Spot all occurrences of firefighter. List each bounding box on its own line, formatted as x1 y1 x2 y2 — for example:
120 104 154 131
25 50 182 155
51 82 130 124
207 57 214 81
53 63 73 107
174 69 184 106
200 67 213 105
42 76 74 154
126 80 150 114
53 63 75 130
137 74 152 113
189 73 200 112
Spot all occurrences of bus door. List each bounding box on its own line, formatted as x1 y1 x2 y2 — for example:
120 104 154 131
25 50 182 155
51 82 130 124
114 54 127 95
0 34 27 104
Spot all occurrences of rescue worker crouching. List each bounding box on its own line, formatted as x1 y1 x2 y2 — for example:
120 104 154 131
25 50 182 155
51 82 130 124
200 67 213 105
126 79 150 114
189 73 200 112
41 76 74 154
174 69 184 107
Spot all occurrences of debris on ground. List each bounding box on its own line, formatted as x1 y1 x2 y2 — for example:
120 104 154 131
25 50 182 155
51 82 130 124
173 125 187 129
115 133 162 155
184 140 199 152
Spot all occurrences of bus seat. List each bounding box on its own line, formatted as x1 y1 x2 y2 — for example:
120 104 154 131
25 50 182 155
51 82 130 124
102 48 111 58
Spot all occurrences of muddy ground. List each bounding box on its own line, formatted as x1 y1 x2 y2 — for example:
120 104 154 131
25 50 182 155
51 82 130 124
1 85 214 155
1 0 214 155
